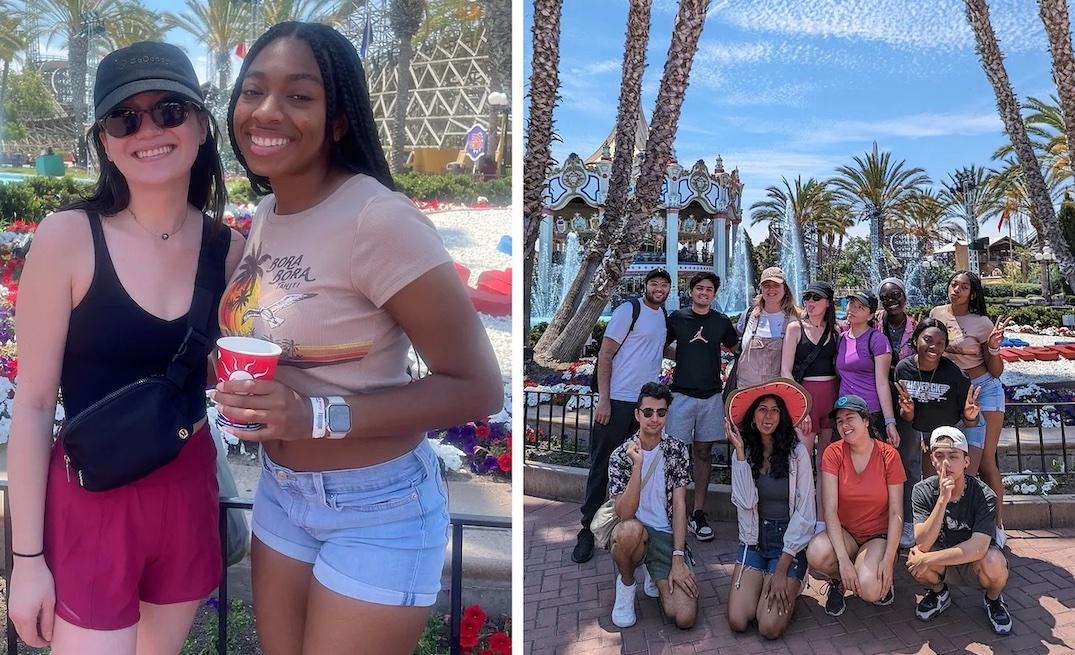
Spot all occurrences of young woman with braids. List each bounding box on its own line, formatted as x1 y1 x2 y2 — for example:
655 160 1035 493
724 381 816 640
929 271 1010 544
214 23 501 654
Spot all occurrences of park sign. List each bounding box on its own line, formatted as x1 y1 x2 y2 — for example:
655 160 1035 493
465 124 488 161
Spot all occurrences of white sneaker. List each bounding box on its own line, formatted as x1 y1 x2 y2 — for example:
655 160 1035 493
612 575 637 628
640 565 659 598
815 521 827 535
995 526 1007 548
900 522 915 549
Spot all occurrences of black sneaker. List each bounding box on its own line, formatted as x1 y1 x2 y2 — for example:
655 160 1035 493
572 528 595 564
984 594 1013 635
688 510 715 541
824 580 846 617
873 582 895 606
916 585 951 621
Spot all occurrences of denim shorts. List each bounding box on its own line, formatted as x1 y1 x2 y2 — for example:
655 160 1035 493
735 518 808 581
961 373 1005 448
252 440 450 606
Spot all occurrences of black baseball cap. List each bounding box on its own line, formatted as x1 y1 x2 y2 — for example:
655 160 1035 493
803 281 834 300
844 290 878 313
94 42 204 119
645 268 672 284
828 394 870 419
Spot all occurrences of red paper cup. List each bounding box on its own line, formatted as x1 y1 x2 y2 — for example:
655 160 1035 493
215 336 283 430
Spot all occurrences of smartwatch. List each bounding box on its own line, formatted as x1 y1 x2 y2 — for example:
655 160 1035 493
326 396 352 439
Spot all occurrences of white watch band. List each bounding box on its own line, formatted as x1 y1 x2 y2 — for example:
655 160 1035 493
310 396 327 439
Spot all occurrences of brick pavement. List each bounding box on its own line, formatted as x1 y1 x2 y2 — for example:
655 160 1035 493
524 495 1075 655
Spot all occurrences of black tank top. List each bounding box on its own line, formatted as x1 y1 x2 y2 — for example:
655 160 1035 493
60 212 228 422
794 323 837 378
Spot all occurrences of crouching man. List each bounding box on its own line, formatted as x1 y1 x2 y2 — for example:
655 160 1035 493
606 383 698 629
907 426 1012 635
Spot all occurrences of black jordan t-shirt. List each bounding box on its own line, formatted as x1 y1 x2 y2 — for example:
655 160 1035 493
666 308 738 398
894 356 971 433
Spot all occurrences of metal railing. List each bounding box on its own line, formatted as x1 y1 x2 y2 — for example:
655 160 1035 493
0 486 510 655
524 389 1075 481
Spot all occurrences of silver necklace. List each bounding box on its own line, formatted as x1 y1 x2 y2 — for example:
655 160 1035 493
130 209 187 241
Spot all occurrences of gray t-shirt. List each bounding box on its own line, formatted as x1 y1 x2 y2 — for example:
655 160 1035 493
757 471 791 520
604 300 667 402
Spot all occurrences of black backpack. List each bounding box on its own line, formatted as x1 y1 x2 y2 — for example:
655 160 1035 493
590 297 642 393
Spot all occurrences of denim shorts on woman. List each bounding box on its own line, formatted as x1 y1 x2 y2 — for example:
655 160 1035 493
252 440 450 607
735 518 808 582
961 373 1005 449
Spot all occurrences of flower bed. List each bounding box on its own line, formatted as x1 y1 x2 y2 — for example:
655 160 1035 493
428 418 512 478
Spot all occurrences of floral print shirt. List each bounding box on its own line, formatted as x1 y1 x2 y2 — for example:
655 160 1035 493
607 433 692 528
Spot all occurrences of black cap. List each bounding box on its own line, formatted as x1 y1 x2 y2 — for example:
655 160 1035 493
804 281 834 300
645 267 671 284
828 394 870 419
94 42 203 119
844 290 878 313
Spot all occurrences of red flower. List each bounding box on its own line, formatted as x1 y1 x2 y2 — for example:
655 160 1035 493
475 423 491 439
479 651 495 655
489 631 511 654
461 617 481 637
463 604 487 626
460 630 479 649
497 452 511 472
505 436 512 449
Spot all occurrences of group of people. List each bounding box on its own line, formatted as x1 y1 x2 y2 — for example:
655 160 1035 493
8 25 499 655
576 266 1014 639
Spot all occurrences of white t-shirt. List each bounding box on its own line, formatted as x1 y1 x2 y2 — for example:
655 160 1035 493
603 300 666 402
738 310 786 339
635 446 670 533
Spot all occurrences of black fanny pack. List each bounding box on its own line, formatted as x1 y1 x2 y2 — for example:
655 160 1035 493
60 214 222 491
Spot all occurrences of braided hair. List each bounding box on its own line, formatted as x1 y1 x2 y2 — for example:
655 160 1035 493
227 21 395 195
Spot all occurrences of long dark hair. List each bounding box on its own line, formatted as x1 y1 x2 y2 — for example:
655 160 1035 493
737 394 799 480
64 104 226 224
948 270 988 316
227 21 395 196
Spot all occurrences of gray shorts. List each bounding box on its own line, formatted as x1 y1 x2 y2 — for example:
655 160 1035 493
666 392 725 444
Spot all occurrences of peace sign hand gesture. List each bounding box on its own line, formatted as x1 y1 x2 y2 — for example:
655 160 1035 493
896 381 915 421
964 385 981 424
988 315 1011 351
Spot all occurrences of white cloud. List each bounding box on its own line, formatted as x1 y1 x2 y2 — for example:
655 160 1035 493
567 59 623 76
795 111 1004 146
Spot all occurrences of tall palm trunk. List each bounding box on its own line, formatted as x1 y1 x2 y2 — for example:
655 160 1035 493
541 0 708 364
522 0 562 345
389 0 424 173
1039 0 1075 220
0 59 9 146
965 0 1075 290
70 30 89 167
482 0 511 158
533 0 652 356
216 48 231 97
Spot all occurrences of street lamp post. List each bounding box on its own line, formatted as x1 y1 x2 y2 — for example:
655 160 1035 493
954 168 980 277
486 91 509 176
1035 245 1057 303
921 256 942 304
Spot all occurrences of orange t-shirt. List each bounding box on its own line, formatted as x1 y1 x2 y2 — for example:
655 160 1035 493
821 439 906 543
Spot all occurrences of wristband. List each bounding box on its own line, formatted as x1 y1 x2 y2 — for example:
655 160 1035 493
884 417 896 427
672 549 686 558
310 396 327 439
12 550 43 558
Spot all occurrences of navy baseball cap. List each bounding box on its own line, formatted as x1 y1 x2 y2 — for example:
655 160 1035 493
94 42 204 119
828 394 870 419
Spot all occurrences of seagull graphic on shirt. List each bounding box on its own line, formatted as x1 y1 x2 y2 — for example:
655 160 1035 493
242 293 317 328
690 326 708 343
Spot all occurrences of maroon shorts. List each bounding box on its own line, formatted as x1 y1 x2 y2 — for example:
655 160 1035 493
802 378 839 433
44 424 222 630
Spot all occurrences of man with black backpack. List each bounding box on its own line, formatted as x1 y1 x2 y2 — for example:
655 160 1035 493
665 272 739 542
573 268 671 564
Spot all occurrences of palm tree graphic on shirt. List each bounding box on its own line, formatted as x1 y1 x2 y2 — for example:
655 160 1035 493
242 293 317 328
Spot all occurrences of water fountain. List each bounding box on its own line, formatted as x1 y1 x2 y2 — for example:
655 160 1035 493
780 206 807 300
559 232 581 312
903 257 927 306
717 226 754 316
531 232 583 322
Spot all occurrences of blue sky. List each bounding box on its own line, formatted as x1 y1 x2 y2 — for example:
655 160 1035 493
523 0 1060 243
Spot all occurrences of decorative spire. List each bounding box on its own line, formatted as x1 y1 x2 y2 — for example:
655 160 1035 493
714 155 724 172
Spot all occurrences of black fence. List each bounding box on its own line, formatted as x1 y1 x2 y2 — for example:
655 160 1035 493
524 389 1075 481
0 487 509 655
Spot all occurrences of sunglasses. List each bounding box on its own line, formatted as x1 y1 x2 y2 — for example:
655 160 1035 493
99 100 199 138
638 408 668 418
802 293 824 302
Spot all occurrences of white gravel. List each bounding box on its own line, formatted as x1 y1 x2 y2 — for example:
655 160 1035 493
427 208 512 382
1000 332 1075 387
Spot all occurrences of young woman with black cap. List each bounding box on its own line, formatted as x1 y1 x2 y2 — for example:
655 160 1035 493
8 42 245 653
214 23 500 654
836 291 900 446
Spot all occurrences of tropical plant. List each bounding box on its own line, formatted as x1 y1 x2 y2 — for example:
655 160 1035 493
540 0 709 364
830 142 930 289
164 0 248 95
965 0 1075 291
258 0 355 27
749 176 839 281
889 190 967 261
533 0 652 357
0 3 28 147
992 97 1072 193
937 164 1002 273
522 0 562 345
481 0 511 157
388 0 425 173
1038 0 1075 196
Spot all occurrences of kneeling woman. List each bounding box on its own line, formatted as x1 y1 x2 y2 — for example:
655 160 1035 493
724 380 816 639
806 395 905 617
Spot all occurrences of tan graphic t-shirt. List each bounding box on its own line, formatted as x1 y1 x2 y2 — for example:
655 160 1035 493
219 174 452 397
929 305 994 371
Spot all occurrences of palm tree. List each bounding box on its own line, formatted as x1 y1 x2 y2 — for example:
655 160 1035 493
993 96 1072 192
937 164 1002 274
387 0 424 173
533 0 652 357
831 142 930 289
749 176 836 280
95 2 166 51
541 0 709 364
522 0 562 345
890 190 968 257
0 4 28 148
259 0 355 26
1039 0 1075 195
480 0 511 157
965 0 1075 290
165 0 248 96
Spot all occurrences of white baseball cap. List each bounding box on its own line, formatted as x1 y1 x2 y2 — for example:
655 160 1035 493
930 426 969 453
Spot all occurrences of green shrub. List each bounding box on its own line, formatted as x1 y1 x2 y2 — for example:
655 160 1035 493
0 176 93 223
530 321 548 346
225 178 258 205
982 283 1042 298
394 172 511 204
985 305 1067 327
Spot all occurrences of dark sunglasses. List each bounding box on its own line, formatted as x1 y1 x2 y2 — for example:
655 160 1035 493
802 292 824 302
638 408 668 418
99 100 199 138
